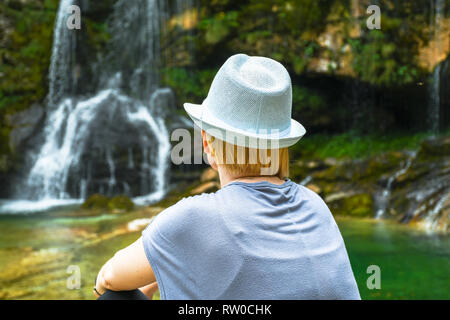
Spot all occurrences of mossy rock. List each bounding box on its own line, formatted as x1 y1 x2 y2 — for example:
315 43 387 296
81 194 109 210
289 163 309 182
107 195 134 213
343 193 373 217
327 192 373 217
82 194 134 213
417 137 450 160
364 152 405 179
312 164 348 182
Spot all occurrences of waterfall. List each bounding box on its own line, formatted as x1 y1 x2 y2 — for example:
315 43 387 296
428 0 445 133
429 64 442 133
420 193 450 233
1 0 181 213
375 151 418 219
48 0 77 107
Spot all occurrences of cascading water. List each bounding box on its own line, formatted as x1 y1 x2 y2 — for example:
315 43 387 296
375 151 418 219
0 0 181 213
48 0 77 107
420 193 450 233
428 0 445 133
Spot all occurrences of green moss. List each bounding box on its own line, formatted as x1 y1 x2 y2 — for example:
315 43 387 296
290 131 441 160
349 14 425 86
0 1 57 106
81 194 134 213
108 195 134 213
198 11 239 44
329 193 373 217
0 0 59 160
81 194 110 210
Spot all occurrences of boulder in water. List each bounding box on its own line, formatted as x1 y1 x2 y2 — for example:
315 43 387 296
81 194 134 213
81 194 109 210
108 195 134 213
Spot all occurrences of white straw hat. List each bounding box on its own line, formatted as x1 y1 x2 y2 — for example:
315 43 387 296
184 53 306 149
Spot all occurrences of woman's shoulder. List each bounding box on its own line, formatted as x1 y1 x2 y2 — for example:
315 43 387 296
153 192 219 226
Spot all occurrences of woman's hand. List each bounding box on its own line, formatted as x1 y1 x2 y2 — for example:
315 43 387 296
139 282 159 299
93 259 113 298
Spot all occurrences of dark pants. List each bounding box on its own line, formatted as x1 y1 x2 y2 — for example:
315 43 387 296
97 289 150 300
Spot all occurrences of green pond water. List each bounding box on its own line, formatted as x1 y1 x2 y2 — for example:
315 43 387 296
0 208 448 300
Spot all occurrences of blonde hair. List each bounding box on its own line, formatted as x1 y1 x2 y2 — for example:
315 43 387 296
205 132 289 179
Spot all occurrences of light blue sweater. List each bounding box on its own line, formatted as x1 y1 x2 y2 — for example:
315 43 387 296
142 179 361 299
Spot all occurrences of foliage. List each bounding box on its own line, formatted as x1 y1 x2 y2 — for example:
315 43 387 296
347 1 434 86
0 0 58 160
349 28 421 86
1 0 449 165
198 11 239 44
292 85 326 112
289 131 446 160
0 1 57 110
193 0 433 86
244 0 335 36
162 67 217 106
195 0 335 71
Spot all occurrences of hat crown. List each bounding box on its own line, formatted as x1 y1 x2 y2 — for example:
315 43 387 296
204 54 292 134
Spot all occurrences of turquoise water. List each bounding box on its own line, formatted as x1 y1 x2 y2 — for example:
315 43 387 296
336 217 450 299
0 209 448 299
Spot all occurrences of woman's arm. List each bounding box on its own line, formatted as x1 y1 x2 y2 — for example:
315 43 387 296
94 237 156 297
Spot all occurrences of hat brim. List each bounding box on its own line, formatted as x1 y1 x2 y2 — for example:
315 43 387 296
184 103 306 149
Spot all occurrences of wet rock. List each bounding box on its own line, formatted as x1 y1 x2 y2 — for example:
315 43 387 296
326 192 373 217
417 136 450 160
389 147 449 230
6 103 44 151
411 194 449 232
127 218 154 232
190 181 220 195
0 155 9 172
290 136 449 231
108 195 134 213
306 161 320 169
323 158 339 166
81 194 134 213
81 194 109 210
0 247 72 299
325 191 356 203
290 159 331 183
200 168 218 182
305 183 322 195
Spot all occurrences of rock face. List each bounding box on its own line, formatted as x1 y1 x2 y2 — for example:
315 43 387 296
6 103 44 152
290 136 450 232
392 137 450 231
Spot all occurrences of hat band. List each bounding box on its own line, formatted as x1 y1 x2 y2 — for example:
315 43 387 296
200 104 292 139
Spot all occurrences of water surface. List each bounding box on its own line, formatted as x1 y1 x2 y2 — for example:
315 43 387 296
0 210 448 299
